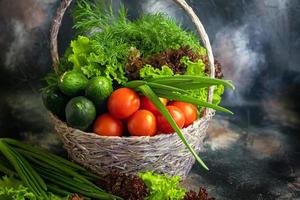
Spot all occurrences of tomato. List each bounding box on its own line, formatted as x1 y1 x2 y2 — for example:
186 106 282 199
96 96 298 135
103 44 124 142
93 114 123 136
127 110 157 136
169 101 198 127
108 88 140 119
156 106 185 134
140 97 168 115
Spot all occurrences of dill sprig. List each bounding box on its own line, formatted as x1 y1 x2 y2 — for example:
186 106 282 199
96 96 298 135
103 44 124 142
72 0 201 57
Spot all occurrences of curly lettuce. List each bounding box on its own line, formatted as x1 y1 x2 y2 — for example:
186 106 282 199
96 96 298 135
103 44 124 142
139 65 174 79
67 36 129 84
0 176 35 200
0 176 68 200
180 56 224 105
139 172 186 200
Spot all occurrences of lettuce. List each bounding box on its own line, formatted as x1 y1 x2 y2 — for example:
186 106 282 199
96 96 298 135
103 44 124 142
139 172 185 200
0 176 35 200
181 56 206 77
181 56 224 105
67 36 129 84
139 65 174 79
0 176 68 200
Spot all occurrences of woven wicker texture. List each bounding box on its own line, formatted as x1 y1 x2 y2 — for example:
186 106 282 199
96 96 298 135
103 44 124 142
50 0 216 179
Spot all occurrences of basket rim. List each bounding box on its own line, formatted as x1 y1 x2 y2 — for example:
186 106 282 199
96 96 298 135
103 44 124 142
51 109 214 141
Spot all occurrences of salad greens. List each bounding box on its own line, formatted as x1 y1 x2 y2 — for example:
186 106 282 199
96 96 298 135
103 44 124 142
181 56 224 105
140 65 174 79
0 176 68 200
0 176 36 200
66 36 129 84
139 171 186 200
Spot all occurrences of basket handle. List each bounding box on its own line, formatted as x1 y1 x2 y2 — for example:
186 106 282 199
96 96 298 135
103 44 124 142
50 0 215 106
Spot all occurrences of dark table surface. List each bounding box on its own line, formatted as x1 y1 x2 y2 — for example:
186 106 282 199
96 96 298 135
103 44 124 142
0 0 300 199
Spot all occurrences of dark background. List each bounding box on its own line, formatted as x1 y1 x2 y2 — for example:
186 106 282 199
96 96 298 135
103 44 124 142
0 0 299 199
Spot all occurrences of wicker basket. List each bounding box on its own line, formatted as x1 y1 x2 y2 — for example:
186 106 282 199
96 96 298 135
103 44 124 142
50 0 216 179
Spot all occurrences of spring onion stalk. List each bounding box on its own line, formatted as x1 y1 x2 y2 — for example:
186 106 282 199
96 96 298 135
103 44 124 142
124 80 147 88
3 138 86 171
138 84 209 170
147 82 190 95
148 75 235 90
0 141 39 195
153 89 233 114
47 184 72 197
0 158 17 176
0 138 122 200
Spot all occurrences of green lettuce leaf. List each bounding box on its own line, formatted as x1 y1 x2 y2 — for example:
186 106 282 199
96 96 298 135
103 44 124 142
140 65 174 79
181 56 224 105
67 36 129 84
0 176 36 200
139 172 185 200
0 176 68 200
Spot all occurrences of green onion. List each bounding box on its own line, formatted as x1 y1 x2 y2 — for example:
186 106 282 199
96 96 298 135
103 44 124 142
3 138 86 171
0 141 40 196
0 157 17 176
0 139 122 200
153 89 233 114
47 184 72 197
148 82 190 94
124 80 147 88
148 75 235 90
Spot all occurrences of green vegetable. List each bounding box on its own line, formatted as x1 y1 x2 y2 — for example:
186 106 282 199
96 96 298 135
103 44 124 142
181 56 206 77
65 96 96 131
66 35 129 84
0 139 121 200
42 87 69 119
59 71 89 96
85 76 113 111
139 65 174 79
0 176 36 200
180 57 225 105
0 176 68 200
0 140 46 197
139 172 185 200
73 1 200 56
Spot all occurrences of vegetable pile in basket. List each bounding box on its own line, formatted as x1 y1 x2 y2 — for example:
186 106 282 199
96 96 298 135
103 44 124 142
42 0 234 170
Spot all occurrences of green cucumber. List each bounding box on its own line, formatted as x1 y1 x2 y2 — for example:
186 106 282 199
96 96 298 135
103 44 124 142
85 76 113 112
42 87 69 119
65 96 96 131
59 71 88 96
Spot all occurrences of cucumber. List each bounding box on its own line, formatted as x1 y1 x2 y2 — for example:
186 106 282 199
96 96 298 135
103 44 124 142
85 76 113 112
59 71 88 96
42 87 69 120
65 96 96 131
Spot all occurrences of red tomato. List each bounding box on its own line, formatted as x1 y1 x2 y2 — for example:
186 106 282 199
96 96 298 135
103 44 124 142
156 106 185 134
108 88 140 119
127 110 157 136
140 97 168 115
169 101 198 127
93 114 123 136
